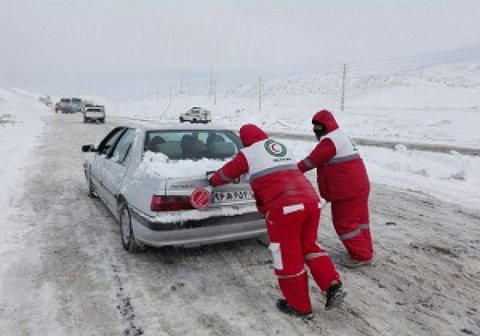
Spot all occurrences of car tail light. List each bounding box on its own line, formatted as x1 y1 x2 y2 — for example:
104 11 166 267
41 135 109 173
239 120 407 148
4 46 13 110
150 195 194 211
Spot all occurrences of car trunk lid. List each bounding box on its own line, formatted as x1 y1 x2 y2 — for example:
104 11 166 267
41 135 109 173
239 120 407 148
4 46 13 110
164 176 255 207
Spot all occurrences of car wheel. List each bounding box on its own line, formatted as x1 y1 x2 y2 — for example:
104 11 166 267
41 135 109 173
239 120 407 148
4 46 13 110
119 203 146 253
179 117 184 123
88 178 98 198
86 171 98 198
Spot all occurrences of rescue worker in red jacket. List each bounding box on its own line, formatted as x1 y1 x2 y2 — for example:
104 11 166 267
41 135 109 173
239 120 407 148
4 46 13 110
208 123 345 317
298 109 373 267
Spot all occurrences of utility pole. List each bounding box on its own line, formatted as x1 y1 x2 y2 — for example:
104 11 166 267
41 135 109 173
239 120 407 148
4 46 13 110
258 76 262 110
209 65 213 96
341 64 348 111
213 78 217 105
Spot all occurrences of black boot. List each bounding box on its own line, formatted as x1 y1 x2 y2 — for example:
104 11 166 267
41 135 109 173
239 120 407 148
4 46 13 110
325 282 346 310
276 299 313 320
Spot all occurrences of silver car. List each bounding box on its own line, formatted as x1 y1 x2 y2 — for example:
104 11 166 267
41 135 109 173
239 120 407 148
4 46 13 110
82 123 265 252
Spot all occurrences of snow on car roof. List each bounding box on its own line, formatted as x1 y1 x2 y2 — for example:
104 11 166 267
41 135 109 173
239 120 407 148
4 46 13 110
121 120 234 132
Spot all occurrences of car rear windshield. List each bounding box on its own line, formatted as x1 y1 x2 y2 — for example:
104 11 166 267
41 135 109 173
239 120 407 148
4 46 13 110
144 129 243 160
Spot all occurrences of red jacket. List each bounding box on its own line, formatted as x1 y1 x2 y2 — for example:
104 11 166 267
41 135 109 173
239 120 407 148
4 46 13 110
210 124 319 214
298 110 370 202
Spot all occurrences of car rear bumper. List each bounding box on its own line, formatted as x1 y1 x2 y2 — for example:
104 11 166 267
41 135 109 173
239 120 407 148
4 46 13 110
85 113 105 119
131 210 266 247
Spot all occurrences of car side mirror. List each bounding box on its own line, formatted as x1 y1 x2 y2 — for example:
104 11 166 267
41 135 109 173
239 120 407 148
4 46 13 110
82 144 96 152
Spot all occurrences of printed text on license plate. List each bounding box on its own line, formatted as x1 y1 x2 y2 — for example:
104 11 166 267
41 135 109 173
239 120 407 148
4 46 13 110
212 190 254 203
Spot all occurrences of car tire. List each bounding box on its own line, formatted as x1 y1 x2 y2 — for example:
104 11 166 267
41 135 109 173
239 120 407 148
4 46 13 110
119 203 146 253
86 171 98 198
179 117 184 123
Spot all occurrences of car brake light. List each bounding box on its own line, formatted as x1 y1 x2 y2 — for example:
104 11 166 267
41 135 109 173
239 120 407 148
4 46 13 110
150 195 194 211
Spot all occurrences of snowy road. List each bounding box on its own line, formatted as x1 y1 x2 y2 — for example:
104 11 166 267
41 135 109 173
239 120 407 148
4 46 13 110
1 113 479 336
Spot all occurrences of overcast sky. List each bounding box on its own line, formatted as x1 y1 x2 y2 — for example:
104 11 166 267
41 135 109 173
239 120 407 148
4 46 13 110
1 0 480 96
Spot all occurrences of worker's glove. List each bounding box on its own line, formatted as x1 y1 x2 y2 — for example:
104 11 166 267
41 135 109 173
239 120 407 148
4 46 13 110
206 170 216 182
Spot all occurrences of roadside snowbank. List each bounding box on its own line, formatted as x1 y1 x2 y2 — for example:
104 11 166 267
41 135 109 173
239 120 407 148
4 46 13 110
0 88 46 205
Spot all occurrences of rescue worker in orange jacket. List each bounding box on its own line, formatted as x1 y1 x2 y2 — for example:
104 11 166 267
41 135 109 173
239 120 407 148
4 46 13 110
298 109 373 267
208 123 345 317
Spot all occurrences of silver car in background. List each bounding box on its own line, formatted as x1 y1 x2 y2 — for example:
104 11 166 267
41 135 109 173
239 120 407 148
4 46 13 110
81 123 265 252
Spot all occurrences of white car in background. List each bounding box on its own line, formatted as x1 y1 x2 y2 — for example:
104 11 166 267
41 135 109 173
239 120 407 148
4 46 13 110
81 123 265 252
179 107 212 123
83 105 106 123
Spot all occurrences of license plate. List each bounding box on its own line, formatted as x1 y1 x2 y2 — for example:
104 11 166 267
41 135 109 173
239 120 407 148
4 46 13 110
212 190 254 203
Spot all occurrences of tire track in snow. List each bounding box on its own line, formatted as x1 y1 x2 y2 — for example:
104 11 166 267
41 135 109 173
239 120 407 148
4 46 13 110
31 113 145 335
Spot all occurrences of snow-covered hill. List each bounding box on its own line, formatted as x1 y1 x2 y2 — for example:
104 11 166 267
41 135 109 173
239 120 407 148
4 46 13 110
104 62 480 147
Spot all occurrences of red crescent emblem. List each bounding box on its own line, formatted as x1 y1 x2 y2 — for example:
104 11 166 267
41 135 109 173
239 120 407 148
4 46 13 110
190 188 211 209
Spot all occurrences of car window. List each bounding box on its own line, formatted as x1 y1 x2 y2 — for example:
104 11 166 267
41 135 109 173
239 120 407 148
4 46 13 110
144 129 242 160
111 128 135 163
97 127 126 156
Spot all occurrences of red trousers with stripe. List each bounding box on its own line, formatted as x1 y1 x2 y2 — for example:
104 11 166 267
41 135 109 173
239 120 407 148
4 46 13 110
265 203 340 313
331 193 373 261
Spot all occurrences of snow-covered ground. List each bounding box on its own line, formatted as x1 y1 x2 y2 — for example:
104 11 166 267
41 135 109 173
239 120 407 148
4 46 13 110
0 88 47 206
1 62 479 221
104 62 480 210
1 62 479 335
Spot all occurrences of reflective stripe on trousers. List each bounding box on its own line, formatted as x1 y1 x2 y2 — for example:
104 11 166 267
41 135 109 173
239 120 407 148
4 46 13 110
282 203 322 215
339 223 370 241
304 252 329 261
276 268 306 280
